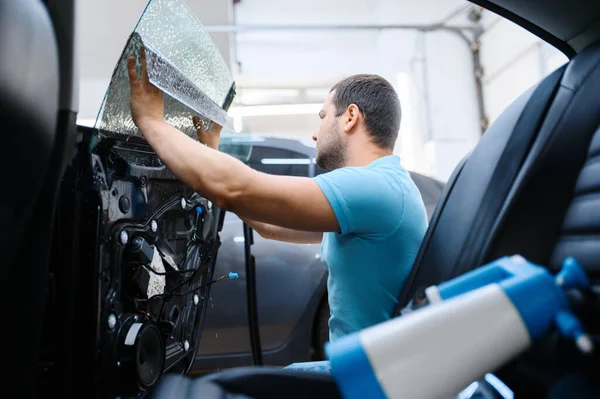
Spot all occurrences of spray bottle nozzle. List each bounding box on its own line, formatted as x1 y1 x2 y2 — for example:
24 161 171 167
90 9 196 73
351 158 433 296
554 310 593 354
556 257 590 291
553 257 593 354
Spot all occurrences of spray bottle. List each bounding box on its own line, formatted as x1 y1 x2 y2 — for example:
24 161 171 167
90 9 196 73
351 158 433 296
325 255 592 399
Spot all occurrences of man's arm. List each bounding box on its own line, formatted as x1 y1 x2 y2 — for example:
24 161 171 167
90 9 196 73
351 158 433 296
128 48 339 233
241 217 323 244
193 114 323 244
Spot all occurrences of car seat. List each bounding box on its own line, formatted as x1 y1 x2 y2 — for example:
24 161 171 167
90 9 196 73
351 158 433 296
0 1 63 397
396 39 600 397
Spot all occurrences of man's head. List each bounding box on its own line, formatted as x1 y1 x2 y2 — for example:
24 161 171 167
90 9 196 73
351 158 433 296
312 74 401 170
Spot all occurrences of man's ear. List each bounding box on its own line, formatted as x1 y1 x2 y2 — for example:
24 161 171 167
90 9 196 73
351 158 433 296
344 104 360 132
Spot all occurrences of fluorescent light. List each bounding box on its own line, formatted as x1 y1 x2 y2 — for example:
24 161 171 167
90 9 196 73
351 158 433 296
228 103 322 117
233 237 244 242
261 158 311 165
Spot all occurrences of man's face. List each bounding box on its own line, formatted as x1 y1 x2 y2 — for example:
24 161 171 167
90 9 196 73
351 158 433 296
312 91 347 170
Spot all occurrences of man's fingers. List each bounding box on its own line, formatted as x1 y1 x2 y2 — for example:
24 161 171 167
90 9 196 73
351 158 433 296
139 46 149 82
193 116 208 134
192 115 201 130
127 56 138 85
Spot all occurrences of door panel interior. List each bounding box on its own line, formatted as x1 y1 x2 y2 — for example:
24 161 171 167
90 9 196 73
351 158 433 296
39 0 247 396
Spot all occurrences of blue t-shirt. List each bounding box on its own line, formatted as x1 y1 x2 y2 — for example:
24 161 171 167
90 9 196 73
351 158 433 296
314 155 428 341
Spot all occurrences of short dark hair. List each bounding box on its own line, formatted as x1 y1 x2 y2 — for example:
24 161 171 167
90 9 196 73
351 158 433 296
330 74 401 149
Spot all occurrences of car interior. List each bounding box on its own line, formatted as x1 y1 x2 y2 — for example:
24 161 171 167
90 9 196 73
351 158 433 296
3 0 600 398
3 0 242 397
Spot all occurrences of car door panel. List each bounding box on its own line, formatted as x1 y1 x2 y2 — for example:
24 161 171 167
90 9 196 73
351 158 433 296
195 212 327 361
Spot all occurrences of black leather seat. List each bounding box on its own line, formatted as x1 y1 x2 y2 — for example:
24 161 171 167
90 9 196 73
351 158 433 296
397 39 600 397
0 1 60 397
150 35 600 399
0 1 59 267
396 62 567 307
399 41 600 306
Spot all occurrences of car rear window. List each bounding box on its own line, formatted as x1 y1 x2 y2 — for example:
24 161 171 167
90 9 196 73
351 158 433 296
248 146 312 177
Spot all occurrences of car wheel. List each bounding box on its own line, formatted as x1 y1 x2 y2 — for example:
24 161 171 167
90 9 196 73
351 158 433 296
312 298 330 360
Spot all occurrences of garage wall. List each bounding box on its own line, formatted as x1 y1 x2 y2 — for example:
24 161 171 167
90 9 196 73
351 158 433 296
230 0 482 181
479 13 569 125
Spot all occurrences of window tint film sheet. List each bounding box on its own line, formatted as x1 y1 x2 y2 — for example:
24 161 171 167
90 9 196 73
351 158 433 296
94 0 249 160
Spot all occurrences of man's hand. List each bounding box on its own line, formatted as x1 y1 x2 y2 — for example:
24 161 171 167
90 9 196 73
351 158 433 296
128 46 164 131
193 116 222 150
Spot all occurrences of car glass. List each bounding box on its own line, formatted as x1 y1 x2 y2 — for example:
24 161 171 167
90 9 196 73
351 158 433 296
248 146 311 177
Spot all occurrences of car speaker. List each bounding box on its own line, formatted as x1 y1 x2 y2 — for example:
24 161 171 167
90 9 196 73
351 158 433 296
114 314 165 393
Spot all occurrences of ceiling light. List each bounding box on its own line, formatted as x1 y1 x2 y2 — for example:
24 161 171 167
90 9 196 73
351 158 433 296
228 103 322 117
261 158 311 165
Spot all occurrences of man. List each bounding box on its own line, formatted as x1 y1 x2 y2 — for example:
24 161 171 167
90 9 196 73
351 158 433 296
128 48 428 350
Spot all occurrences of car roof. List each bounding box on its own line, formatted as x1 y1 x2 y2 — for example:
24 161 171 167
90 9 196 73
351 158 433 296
470 0 600 57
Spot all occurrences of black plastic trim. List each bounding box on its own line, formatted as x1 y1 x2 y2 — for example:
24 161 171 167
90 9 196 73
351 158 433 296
243 223 263 366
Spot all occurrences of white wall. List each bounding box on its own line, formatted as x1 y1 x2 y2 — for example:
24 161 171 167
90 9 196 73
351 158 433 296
419 29 481 180
479 13 569 125
231 0 482 181
231 0 572 181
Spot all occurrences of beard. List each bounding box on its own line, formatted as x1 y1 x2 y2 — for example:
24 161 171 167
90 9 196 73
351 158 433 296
315 120 347 170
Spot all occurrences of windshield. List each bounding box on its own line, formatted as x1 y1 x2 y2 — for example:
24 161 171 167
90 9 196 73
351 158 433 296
94 0 251 162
